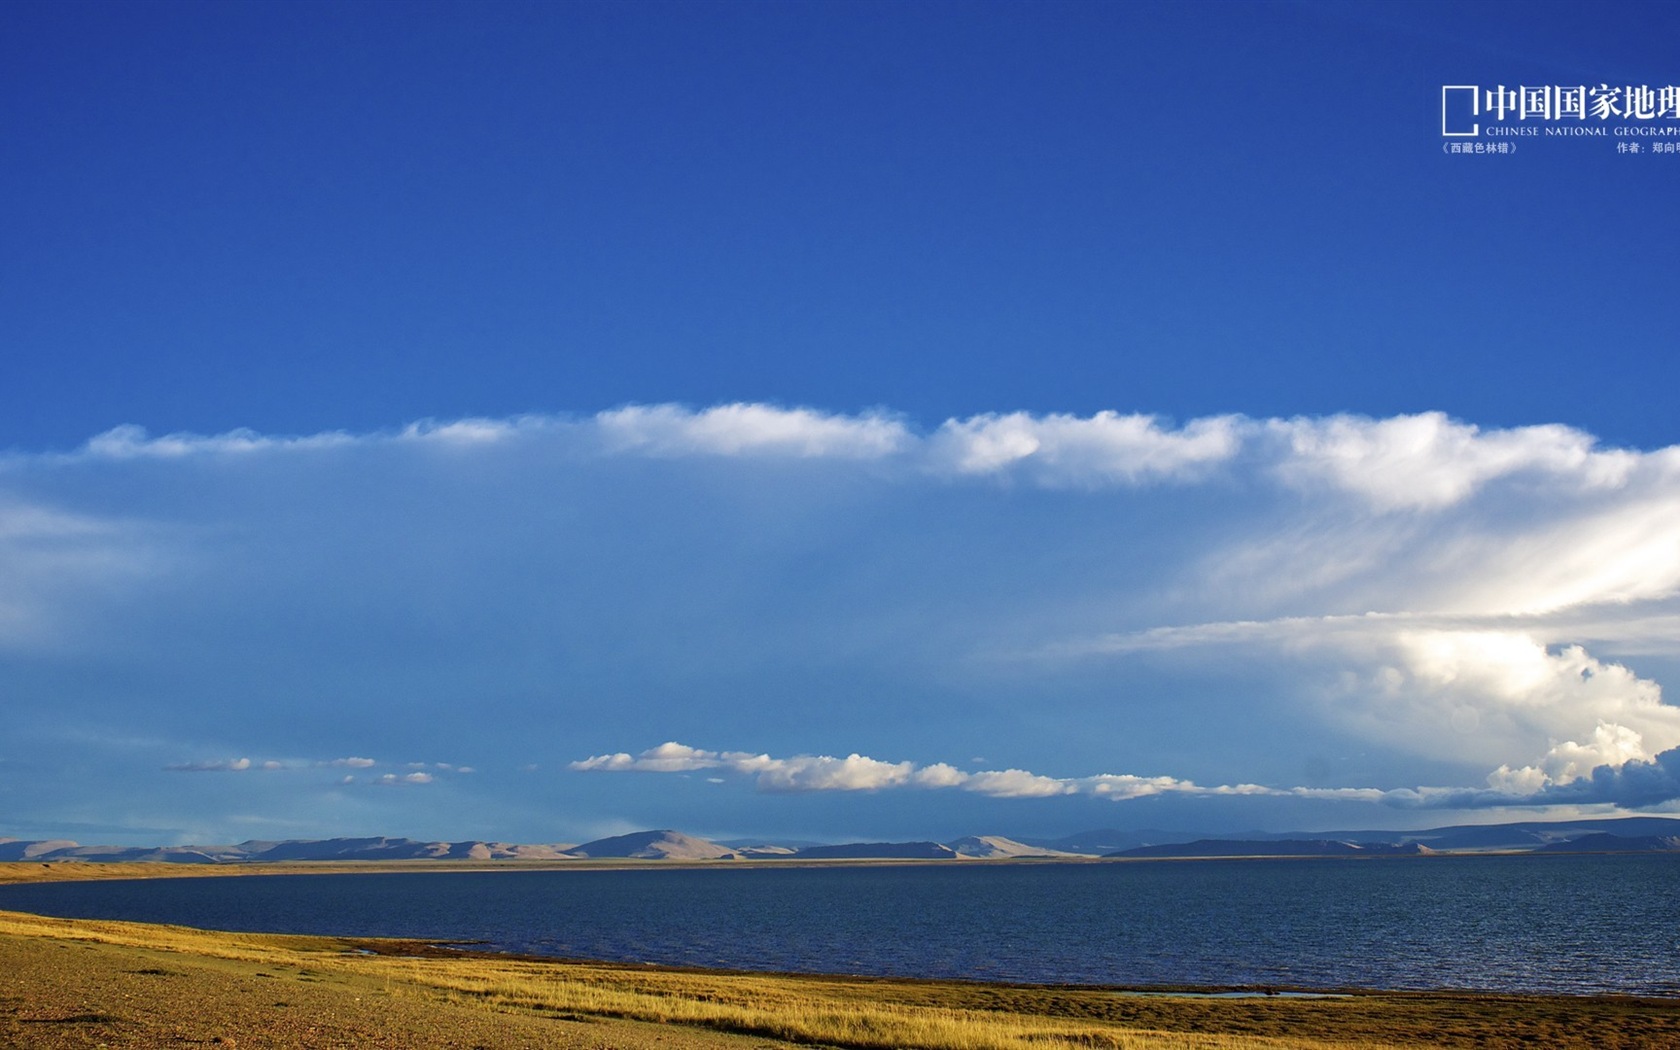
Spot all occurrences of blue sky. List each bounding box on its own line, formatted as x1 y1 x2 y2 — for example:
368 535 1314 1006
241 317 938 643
5 0 1680 847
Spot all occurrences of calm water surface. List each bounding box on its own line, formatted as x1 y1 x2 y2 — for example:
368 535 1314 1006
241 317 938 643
3 855 1677 995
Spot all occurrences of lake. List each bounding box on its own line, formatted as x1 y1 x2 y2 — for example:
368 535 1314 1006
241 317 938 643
4 854 1678 996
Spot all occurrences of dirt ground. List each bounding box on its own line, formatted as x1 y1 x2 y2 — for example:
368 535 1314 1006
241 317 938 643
0 930 809 1050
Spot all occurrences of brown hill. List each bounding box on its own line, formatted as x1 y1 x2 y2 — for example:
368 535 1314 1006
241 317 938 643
565 830 736 860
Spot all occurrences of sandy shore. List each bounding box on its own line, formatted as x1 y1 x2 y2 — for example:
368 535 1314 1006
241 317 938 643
3 861 1677 1049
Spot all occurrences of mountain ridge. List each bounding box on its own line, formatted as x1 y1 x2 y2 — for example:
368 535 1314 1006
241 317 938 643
8 816 1679 865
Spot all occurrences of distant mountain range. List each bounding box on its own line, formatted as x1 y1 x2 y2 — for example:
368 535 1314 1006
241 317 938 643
6 817 1679 866
783 840 958 860
1108 839 1435 859
0 835 579 864
1017 816 1680 857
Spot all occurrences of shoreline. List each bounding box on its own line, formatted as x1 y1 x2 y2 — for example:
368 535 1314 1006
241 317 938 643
5 906 1678 1050
5 860 1679 1049
4 857 1675 996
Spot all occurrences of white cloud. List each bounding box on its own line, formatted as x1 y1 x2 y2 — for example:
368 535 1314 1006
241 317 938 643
1071 618 1680 796
17 406 1658 503
1339 630 1680 773
750 753 917 792
571 741 1270 801
397 417 527 446
570 743 916 791
373 772 434 786
1537 721 1650 781
568 736 1680 812
958 768 1077 798
910 762 973 789
595 403 909 459
165 758 253 772
75 424 356 460
1267 412 1636 511
1077 773 1238 800
569 751 637 772
1435 488 1680 615
1481 722 1655 801
927 411 1243 484
571 741 718 773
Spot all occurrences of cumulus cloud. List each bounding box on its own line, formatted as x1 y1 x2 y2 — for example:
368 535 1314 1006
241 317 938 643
1324 629 1680 775
955 768 1075 797
571 741 716 773
571 741 1267 801
373 772 435 786
572 738 1680 812
318 758 474 785
1267 412 1637 511
165 758 254 772
25 405 1667 515
570 743 915 790
1071 618 1680 802
596 403 909 459
926 411 1243 484
1358 745 1680 811
76 424 356 460
748 752 916 792
1534 746 1680 808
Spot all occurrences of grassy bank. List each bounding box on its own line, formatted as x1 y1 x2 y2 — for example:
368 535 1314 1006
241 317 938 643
2 862 1677 1048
